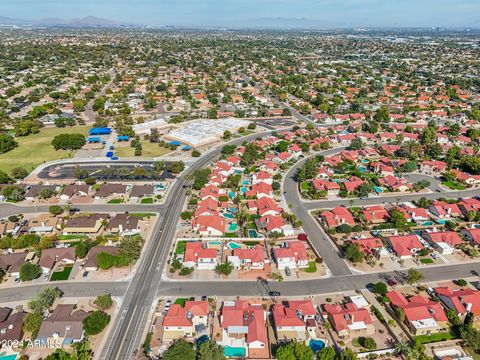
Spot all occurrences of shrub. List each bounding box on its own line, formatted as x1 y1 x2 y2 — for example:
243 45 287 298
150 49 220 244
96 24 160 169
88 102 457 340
83 311 110 335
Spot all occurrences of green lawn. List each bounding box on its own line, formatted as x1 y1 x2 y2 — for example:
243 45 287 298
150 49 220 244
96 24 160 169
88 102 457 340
174 298 187 307
57 234 88 241
50 265 73 281
114 141 172 158
140 197 154 204
414 331 455 344
442 181 467 190
107 199 123 204
0 126 89 174
303 261 318 273
420 258 434 264
175 241 187 254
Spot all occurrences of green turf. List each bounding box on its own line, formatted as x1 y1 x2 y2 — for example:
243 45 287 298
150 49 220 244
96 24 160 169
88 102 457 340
303 261 318 273
414 331 455 344
57 234 88 241
130 212 156 219
50 265 73 281
174 298 187 307
175 241 187 254
114 141 172 158
0 126 89 174
420 258 434 264
107 199 123 204
140 197 154 204
442 181 467 190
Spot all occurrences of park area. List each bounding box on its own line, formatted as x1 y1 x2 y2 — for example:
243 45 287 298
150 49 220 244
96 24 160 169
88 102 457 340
0 126 89 173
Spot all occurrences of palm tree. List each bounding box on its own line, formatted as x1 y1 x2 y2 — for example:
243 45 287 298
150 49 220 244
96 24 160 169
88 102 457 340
236 203 250 237
394 341 410 357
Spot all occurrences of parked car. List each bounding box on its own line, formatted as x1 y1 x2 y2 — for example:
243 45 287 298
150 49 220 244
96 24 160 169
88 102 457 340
164 300 172 313
386 277 397 286
285 267 291 276
82 271 89 278
14 277 20 283
201 296 207 301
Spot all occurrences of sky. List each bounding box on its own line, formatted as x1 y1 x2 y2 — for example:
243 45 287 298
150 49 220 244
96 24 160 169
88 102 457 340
2 0 479 28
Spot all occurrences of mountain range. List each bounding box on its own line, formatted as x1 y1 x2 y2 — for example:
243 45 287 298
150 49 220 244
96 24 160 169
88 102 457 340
0 15 135 27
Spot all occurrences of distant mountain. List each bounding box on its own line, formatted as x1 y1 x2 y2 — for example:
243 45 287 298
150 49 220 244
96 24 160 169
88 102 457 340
242 17 342 29
0 15 135 27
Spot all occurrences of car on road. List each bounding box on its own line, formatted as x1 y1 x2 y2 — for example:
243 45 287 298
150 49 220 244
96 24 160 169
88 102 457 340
82 271 89 278
386 277 397 286
268 291 281 297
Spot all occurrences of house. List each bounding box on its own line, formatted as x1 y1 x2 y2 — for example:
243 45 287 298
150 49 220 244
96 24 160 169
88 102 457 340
228 245 265 270
0 253 27 277
129 185 155 200
386 291 448 335
361 206 390 224
162 301 209 339
273 241 309 270
450 170 480 186
422 231 463 255
434 287 480 321
272 300 317 340
396 205 430 222
105 214 140 235
322 301 373 337
460 228 480 246
351 238 385 257
183 242 217 270
60 184 89 200
39 247 76 273
37 304 90 345
28 213 62 234
191 215 226 236
219 300 267 358
251 182 273 198
259 215 289 235
429 201 461 218
257 197 282 217
386 235 423 259
344 177 364 193
311 180 340 195
24 185 58 200
84 246 119 271
420 160 447 175
320 206 355 228
63 214 108 235
378 175 412 192
458 198 480 216
94 184 127 199
0 308 25 343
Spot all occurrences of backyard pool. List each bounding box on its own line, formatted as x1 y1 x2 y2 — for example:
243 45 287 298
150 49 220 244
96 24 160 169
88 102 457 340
240 187 248 194
224 347 246 357
223 212 235 219
309 339 325 352
228 223 238 232
242 180 250 185
228 191 235 199
248 229 258 238
227 242 242 250
360 159 369 163
373 186 383 193
0 355 17 360
358 166 366 172
436 219 447 224
422 221 434 226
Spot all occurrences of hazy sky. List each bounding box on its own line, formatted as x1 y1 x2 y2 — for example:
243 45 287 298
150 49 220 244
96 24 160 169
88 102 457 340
3 0 479 27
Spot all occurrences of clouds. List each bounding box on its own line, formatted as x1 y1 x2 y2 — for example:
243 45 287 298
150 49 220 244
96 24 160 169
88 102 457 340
2 0 479 27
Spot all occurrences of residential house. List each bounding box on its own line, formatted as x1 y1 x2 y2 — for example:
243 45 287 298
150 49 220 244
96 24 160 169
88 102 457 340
39 247 76 274
0 253 27 278
84 246 119 271
422 231 463 255
420 161 447 175
361 206 390 224
434 287 480 321
63 214 108 235
228 245 265 270
105 214 140 235
129 185 155 201
162 301 209 339
351 238 385 258
322 301 373 337
272 300 317 341
429 201 461 218
460 228 480 246
28 214 62 235
60 184 89 200
191 215 226 236
0 308 25 343
183 242 217 270
94 184 127 199
320 206 355 229
25 185 58 201
387 291 448 335
386 235 423 259
37 304 90 345
273 241 309 270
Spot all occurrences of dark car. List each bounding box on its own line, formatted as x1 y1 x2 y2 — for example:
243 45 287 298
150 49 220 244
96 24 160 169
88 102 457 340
269 291 281 297
386 277 397 286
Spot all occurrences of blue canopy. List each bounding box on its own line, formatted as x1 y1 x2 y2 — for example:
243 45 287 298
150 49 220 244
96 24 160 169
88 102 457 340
89 127 111 135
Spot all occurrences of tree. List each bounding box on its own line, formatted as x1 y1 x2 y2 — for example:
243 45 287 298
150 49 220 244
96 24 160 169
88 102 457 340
373 106 390 122
343 242 364 263
276 341 314 360
11 167 29 179
163 339 196 360
361 337 377 350
49 205 63 216
407 268 423 284
221 145 236 155
192 168 212 190
197 340 226 360
23 312 43 337
317 347 336 360
0 134 18 154
28 287 62 313
339 348 358 360
0 170 11 184
390 209 409 230
373 282 388 296
191 150 201 157
223 130 232 140
19 263 42 281
149 128 160 143
94 294 113 310
215 261 234 276
348 138 364 150
83 311 110 335
166 161 185 174
119 235 143 263
51 133 86 150
3 186 24 201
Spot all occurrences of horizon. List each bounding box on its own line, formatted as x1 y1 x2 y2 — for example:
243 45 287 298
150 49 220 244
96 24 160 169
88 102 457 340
1 0 479 28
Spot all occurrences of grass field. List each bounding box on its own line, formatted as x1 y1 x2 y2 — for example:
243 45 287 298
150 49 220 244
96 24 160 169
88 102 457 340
50 265 73 281
420 258 434 264
130 212 156 219
414 331 455 344
114 141 172 158
140 197 154 204
175 240 187 254
442 180 467 190
57 234 88 241
303 261 318 273
107 199 123 204
174 298 187 307
0 126 89 174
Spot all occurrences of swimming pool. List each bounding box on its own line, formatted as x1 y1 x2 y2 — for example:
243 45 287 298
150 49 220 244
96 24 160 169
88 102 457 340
210 241 222 245
224 346 246 357
422 221 434 226
240 187 248 194
227 242 242 249
373 186 383 193
228 223 238 232
242 180 250 185
228 191 235 199
0 355 17 360
358 166 367 172
223 213 235 219
360 159 369 163
309 339 325 352
436 219 447 224
248 229 258 238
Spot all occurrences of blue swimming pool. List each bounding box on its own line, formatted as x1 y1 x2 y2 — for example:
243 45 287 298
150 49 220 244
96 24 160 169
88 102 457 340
360 159 369 163
242 180 250 185
358 166 367 172
436 219 447 224
374 186 383 193
224 346 246 357
422 221 434 226
248 229 258 238
223 212 235 219
240 187 248 194
228 191 235 199
227 241 242 249
0 355 17 360
309 339 325 352
228 223 238 232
